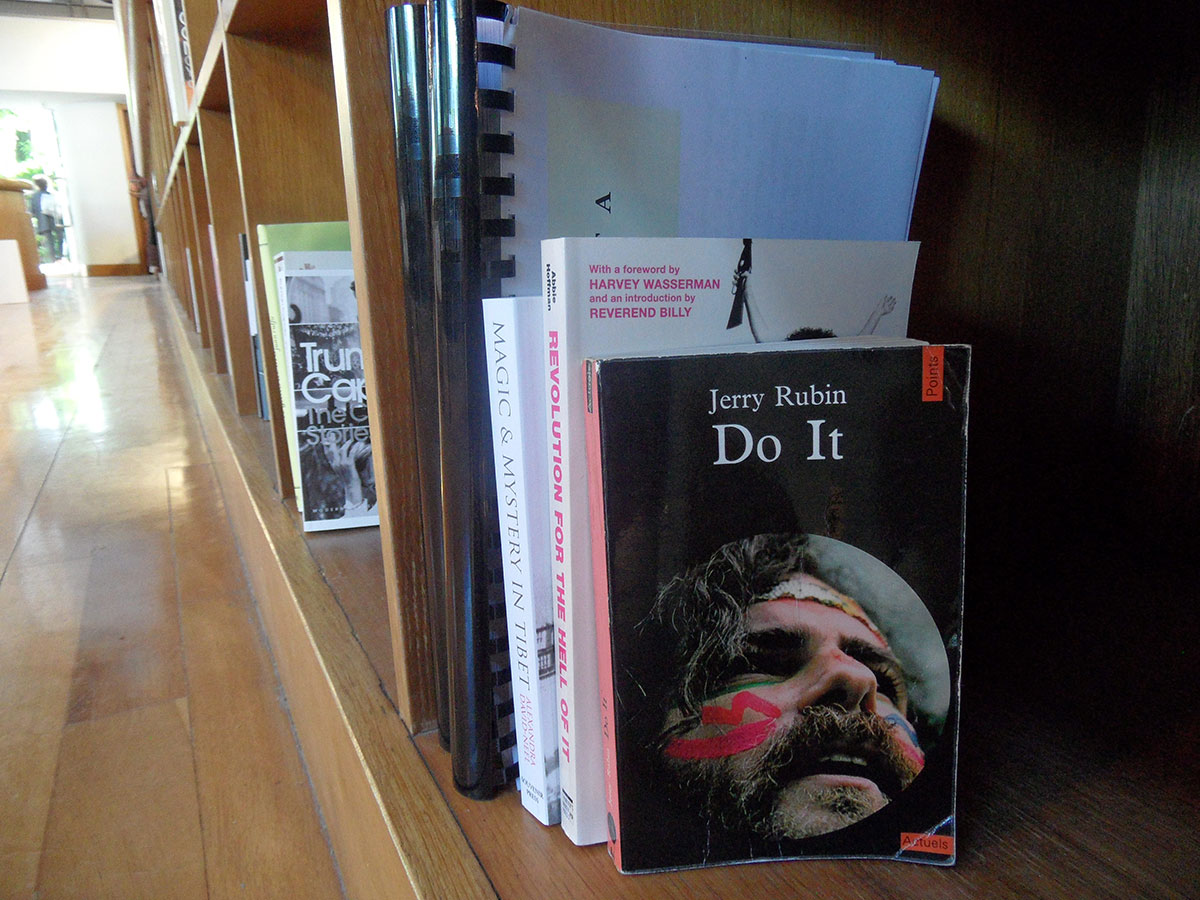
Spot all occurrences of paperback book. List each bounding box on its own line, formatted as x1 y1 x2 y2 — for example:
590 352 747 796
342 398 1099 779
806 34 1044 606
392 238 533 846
274 250 378 532
543 236 920 845
584 341 968 872
151 0 194 124
483 294 561 825
255 221 351 500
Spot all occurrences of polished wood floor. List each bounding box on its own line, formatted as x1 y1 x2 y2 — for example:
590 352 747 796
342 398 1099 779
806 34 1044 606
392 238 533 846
0 276 345 899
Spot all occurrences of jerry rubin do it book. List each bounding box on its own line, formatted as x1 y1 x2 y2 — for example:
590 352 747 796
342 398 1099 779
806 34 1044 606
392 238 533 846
584 340 968 872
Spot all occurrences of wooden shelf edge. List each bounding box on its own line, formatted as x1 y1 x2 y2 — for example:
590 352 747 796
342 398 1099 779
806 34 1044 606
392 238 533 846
162 282 498 900
196 24 230 113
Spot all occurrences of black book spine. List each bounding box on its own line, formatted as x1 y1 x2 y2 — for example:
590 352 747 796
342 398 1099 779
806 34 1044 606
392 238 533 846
387 4 452 750
428 0 516 798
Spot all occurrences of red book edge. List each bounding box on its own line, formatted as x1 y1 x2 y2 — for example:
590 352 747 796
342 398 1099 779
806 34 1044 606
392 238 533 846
583 359 622 871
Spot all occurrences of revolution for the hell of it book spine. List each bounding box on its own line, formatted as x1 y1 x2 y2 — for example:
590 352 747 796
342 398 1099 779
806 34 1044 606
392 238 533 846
542 239 609 846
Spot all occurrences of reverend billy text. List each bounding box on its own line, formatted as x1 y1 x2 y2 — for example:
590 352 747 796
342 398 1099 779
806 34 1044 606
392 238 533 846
585 261 719 320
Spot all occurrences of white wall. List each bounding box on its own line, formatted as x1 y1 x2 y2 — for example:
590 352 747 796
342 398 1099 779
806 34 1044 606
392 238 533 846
0 15 137 269
54 102 140 266
0 16 127 98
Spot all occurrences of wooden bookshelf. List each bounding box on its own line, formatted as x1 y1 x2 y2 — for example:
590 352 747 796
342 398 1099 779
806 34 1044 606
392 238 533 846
124 0 1200 897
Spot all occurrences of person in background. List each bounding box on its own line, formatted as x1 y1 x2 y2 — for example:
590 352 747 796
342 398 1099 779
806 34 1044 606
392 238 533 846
28 175 63 262
129 173 161 272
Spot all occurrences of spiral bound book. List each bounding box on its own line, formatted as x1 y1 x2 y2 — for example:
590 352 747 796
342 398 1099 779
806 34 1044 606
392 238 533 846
391 0 940 823
497 7 939 296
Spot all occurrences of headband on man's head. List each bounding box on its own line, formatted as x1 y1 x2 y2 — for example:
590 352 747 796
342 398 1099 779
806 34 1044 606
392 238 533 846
763 573 886 644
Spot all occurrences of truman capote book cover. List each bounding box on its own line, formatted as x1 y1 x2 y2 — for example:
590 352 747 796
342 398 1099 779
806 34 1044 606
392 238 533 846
277 259 379 532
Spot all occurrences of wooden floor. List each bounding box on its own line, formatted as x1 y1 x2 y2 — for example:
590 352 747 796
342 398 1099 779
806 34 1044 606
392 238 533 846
0 276 345 900
10 275 1200 900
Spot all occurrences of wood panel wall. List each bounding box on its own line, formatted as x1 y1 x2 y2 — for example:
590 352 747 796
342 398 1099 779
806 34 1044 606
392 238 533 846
480 0 1194 726
135 0 1198 775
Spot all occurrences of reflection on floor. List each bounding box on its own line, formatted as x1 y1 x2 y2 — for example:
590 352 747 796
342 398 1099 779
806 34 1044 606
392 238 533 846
37 260 85 278
0 275 345 899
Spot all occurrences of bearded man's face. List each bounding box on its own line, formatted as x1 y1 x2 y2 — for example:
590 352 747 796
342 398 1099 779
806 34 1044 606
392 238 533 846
662 576 925 839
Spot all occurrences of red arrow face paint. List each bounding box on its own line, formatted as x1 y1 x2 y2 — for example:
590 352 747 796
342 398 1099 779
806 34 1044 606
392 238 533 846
664 690 782 760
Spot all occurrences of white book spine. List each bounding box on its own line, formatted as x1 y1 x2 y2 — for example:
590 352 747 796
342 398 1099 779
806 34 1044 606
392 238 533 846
240 234 259 338
240 235 267 420
274 255 305 515
542 240 609 846
484 295 561 826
